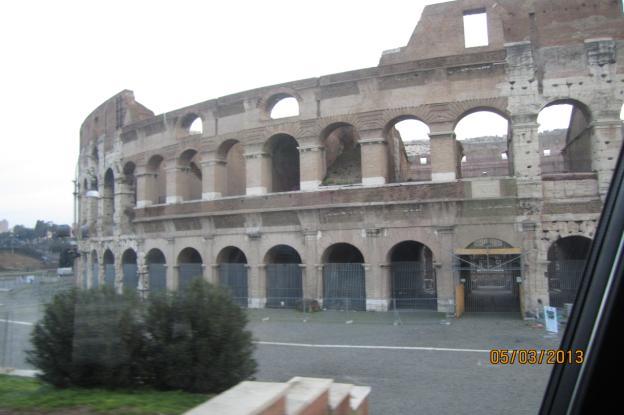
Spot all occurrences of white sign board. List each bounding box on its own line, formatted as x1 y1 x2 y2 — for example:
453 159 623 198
544 306 558 333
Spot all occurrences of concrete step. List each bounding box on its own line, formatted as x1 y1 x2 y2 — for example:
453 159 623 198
349 386 371 415
184 380 289 415
286 376 333 415
328 382 353 415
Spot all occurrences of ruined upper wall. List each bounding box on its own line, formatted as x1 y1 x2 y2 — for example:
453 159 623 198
79 90 154 152
379 0 624 65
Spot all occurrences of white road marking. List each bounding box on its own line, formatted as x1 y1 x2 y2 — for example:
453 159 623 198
0 319 34 326
255 341 489 353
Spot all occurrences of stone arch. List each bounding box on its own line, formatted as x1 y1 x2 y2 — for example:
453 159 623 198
179 113 203 136
102 168 115 235
121 248 138 291
547 235 592 308
264 134 300 192
454 108 511 178
538 99 593 174
103 249 115 287
146 248 167 292
387 240 436 309
260 88 303 120
177 149 202 201
321 122 362 186
177 247 203 290
264 245 303 308
146 155 167 204
384 115 432 182
216 246 248 307
217 139 246 196
322 243 365 311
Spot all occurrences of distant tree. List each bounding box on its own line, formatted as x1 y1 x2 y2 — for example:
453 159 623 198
12 225 36 240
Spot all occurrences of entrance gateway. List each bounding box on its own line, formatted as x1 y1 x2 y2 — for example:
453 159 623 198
454 239 522 313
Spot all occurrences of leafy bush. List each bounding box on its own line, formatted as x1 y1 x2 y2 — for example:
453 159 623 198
143 279 256 393
28 280 256 394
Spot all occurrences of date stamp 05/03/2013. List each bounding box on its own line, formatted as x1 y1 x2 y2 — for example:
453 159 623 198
489 349 585 365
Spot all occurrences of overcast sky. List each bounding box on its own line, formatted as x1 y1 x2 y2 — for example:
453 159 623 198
0 0 618 229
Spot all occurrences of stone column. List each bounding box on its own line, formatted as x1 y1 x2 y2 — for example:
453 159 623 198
590 114 623 198
298 144 325 190
245 147 271 195
429 123 461 182
302 230 321 301
114 250 124 294
115 177 135 235
360 129 389 186
520 221 548 318
135 165 153 208
201 153 226 200
165 166 183 204
434 226 456 314
364 227 389 311
250 264 267 309
510 114 543 199
167 238 178 291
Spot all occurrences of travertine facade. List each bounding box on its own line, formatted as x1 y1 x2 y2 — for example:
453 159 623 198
75 0 624 317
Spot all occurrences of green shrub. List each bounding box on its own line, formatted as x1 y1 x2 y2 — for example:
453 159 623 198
143 279 256 393
28 280 256 394
27 286 145 389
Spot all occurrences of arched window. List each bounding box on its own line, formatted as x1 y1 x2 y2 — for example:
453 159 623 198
322 243 365 311
385 117 431 182
322 123 361 186
217 246 248 307
146 155 167 204
121 249 138 291
538 101 592 174
388 241 436 309
217 140 246 197
264 245 302 308
269 96 299 119
265 134 300 192
146 248 167 292
454 110 510 178
180 113 203 135
177 247 203 290
547 236 592 307
102 169 115 236
178 150 202 201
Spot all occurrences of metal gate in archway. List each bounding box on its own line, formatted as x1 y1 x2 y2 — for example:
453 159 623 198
391 262 436 309
323 263 366 311
455 244 522 313
104 264 115 287
91 263 99 289
547 260 585 307
149 264 167 292
179 264 202 290
266 264 302 308
219 263 248 308
123 264 138 291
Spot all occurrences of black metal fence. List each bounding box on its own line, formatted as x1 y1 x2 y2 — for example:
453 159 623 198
178 263 202 290
104 264 115 287
266 264 302 308
462 269 521 312
219 264 248 308
122 263 138 291
323 263 366 311
91 263 99 289
148 264 167 292
547 260 585 308
391 262 436 310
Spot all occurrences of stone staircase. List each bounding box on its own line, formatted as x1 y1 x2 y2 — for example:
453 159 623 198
184 376 370 415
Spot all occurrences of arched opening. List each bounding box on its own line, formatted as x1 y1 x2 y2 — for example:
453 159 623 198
102 169 115 236
538 100 592 174
217 140 246 197
264 245 303 308
123 162 137 207
91 250 99 289
103 249 115 287
322 123 361 186
216 246 248 307
458 238 521 313
121 249 138 292
322 243 365 311
547 236 592 308
146 155 167 204
266 134 300 192
178 149 202 201
146 248 167 293
177 247 203 290
181 113 203 135
269 95 299 119
388 241 436 309
454 110 510 178
385 118 431 182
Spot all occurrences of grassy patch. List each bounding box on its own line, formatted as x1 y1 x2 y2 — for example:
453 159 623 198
0 375 211 414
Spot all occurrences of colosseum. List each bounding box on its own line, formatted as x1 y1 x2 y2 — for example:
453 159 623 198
75 0 624 318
